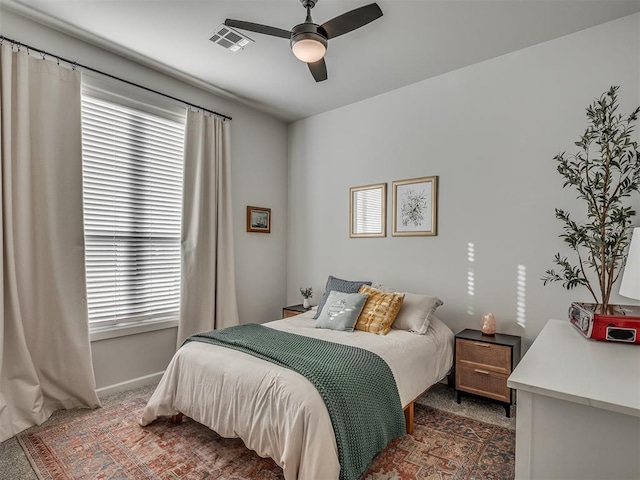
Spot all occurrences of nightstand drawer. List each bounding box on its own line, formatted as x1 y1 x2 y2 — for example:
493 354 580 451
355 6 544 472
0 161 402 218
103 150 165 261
283 309 302 318
456 338 512 374
282 304 310 319
456 365 510 403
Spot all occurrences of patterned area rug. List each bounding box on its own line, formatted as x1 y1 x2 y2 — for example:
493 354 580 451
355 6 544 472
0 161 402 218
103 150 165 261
365 405 514 479
17 394 514 479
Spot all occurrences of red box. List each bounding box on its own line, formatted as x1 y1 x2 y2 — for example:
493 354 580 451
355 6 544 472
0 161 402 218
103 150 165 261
569 302 640 344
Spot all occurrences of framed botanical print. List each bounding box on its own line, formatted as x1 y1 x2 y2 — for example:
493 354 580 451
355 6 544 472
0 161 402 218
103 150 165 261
392 176 438 236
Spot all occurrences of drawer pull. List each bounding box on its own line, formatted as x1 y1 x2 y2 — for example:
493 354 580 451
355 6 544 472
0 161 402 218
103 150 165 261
472 342 490 347
474 369 490 375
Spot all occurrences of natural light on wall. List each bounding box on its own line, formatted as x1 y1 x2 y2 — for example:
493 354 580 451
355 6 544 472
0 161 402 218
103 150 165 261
517 264 527 327
467 242 475 316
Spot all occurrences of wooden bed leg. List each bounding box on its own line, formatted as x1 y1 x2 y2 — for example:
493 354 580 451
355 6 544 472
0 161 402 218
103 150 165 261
404 402 414 435
171 412 184 424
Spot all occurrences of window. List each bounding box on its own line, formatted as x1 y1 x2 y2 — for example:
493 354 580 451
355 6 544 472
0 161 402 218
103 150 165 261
81 88 185 327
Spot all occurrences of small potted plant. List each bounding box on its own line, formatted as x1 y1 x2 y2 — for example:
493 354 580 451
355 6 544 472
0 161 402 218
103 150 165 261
300 287 313 309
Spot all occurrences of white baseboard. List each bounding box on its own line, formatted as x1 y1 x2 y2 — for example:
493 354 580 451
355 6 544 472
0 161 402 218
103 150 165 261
95 371 164 398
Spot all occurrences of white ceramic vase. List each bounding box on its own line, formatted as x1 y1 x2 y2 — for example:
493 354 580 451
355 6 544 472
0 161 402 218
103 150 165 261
303 298 310 309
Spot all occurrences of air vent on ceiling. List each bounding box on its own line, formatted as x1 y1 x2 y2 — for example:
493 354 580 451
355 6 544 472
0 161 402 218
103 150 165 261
209 25 254 52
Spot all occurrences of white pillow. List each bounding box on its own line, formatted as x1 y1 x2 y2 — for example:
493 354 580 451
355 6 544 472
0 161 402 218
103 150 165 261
392 292 443 334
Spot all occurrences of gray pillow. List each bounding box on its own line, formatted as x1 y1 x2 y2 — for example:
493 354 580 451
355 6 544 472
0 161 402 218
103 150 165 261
314 275 372 319
392 293 443 334
314 291 369 331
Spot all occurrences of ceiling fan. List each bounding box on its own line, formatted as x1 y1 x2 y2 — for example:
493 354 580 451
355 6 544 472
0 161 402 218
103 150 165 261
224 0 383 82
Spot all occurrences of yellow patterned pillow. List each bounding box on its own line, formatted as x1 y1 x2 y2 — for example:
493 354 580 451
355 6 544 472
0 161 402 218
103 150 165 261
355 285 405 335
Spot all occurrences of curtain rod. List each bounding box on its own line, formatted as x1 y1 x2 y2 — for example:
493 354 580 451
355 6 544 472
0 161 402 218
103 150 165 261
0 35 232 121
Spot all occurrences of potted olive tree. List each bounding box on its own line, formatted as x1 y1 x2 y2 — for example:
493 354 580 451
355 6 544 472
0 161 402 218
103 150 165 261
543 86 640 313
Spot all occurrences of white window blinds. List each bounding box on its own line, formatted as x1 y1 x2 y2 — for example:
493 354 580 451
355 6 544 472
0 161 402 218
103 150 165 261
81 91 185 326
354 188 383 234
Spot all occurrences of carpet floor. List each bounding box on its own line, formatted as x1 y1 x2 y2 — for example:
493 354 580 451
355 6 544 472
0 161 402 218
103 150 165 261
1 382 515 480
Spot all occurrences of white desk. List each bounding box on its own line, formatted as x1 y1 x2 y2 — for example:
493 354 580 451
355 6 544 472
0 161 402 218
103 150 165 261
508 319 640 480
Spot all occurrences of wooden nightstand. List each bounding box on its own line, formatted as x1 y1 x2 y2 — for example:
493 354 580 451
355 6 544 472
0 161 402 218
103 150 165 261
455 329 521 417
282 304 311 318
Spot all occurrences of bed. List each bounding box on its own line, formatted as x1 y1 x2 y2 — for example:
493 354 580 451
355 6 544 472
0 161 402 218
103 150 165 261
140 309 454 479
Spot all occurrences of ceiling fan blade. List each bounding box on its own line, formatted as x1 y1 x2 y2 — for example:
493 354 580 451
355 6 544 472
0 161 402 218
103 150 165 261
224 19 291 39
308 58 328 82
320 3 383 39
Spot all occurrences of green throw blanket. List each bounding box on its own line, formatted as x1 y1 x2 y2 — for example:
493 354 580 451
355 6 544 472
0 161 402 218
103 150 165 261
184 324 406 480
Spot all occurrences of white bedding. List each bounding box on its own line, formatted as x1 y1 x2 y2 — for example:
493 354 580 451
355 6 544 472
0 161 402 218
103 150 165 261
140 311 454 480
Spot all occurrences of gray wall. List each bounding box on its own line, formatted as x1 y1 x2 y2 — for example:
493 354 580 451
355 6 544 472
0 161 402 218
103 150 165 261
287 13 640 349
1 9 289 392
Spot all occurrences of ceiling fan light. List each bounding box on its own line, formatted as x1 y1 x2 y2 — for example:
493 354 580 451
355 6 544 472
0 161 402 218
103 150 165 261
291 37 326 63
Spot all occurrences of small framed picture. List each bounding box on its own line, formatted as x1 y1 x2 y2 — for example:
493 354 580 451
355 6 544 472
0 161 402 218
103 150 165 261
392 176 438 236
349 183 387 238
246 206 271 233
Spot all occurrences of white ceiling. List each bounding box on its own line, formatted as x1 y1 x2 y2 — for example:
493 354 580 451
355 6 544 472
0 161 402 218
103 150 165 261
3 0 640 123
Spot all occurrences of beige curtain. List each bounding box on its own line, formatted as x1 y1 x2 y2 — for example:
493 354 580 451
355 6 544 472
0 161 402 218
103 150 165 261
0 44 100 442
177 109 239 346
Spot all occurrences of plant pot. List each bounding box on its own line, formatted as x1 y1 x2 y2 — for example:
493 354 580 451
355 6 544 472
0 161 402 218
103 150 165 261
303 298 310 309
